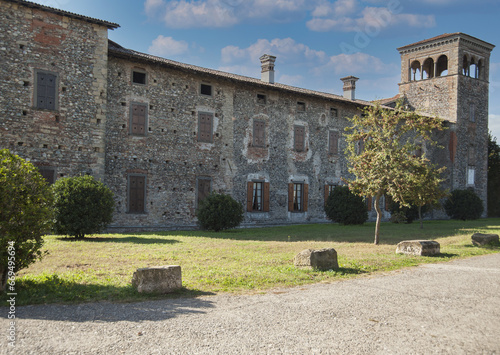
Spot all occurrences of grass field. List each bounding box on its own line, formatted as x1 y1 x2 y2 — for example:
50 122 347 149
4 219 500 306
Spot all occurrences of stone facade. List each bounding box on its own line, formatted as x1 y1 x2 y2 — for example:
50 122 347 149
0 1 494 230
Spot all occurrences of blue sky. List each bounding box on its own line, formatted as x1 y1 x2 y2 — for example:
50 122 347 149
31 0 500 140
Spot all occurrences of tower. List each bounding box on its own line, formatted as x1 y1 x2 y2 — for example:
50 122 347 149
398 33 495 213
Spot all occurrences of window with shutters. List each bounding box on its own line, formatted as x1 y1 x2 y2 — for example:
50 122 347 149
128 175 146 213
35 70 57 110
324 184 337 204
330 107 338 118
246 181 270 212
257 94 267 105
253 120 266 147
329 130 339 155
130 103 147 136
200 83 212 96
288 182 308 212
294 125 305 152
297 102 306 112
38 167 56 185
198 112 214 143
196 177 212 207
132 69 147 85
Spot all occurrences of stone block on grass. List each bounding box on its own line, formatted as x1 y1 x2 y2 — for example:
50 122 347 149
294 248 339 270
471 233 499 246
132 265 182 293
396 240 440 256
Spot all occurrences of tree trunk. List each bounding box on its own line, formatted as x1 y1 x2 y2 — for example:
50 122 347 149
419 205 423 229
0 267 7 292
374 192 383 245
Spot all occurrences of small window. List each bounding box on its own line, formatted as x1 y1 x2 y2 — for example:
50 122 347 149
329 131 339 155
130 103 148 136
247 181 270 212
297 102 306 112
35 70 57 110
253 120 266 147
128 175 146 213
330 108 338 118
467 167 475 185
132 70 146 85
198 112 213 143
294 125 305 152
257 94 267 105
197 177 211 207
200 83 212 96
288 182 308 212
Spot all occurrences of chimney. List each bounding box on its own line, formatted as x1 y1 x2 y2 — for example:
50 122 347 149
340 76 359 100
260 54 276 84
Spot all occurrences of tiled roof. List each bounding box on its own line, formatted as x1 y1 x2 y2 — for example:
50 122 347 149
108 40 374 108
6 0 120 29
397 32 494 51
375 94 400 105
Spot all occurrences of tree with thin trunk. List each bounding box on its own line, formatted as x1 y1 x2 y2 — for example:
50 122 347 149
344 102 445 244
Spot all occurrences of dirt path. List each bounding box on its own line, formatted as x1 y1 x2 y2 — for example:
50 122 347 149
1 253 500 354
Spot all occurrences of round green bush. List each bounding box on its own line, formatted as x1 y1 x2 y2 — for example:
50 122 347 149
0 149 53 290
389 201 428 224
324 185 368 225
53 175 115 238
197 192 244 232
444 189 484 220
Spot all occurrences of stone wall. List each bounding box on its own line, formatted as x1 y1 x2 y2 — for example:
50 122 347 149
0 1 110 181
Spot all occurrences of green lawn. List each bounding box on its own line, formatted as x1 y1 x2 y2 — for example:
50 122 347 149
4 219 500 306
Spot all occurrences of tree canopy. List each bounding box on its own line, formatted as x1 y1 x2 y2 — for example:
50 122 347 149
488 133 500 217
344 102 446 244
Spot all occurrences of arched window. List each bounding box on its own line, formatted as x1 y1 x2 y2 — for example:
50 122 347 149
436 55 448 77
470 58 478 79
462 55 470 76
410 60 421 81
422 58 434 79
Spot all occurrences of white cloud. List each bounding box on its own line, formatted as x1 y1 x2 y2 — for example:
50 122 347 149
221 38 327 65
307 3 435 32
148 35 190 57
314 52 395 76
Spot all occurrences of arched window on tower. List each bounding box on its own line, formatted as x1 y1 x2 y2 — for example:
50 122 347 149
436 55 448 76
470 58 478 79
462 55 470 76
410 60 421 81
422 58 434 79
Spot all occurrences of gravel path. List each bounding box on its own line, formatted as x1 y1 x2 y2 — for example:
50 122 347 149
1 253 500 355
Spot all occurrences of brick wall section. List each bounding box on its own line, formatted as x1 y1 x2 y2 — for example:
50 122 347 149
0 1 109 180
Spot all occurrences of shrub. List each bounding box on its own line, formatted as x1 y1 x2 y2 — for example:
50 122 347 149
444 189 484 220
389 201 428 224
324 185 368 225
53 175 115 238
0 149 53 290
197 192 244 232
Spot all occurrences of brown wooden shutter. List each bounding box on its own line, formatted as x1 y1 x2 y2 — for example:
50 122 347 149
263 182 270 212
449 132 457 163
329 131 339 154
37 73 56 110
288 183 294 212
303 184 309 212
246 181 253 212
294 126 305 151
253 120 265 147
131 104 146 135
198 113 213 143
129 176 145 213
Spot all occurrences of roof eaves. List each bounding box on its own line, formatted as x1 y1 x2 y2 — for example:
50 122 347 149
108 43 373 108
7 0 120 29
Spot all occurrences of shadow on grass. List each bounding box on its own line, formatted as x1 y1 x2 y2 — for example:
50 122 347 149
436 253 459 258
56 236 180 245
1 275 215 321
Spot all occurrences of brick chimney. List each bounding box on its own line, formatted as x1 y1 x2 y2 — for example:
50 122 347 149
340 76 359 100
260 54 276 84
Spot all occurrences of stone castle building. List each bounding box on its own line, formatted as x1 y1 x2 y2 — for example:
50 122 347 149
0 0 495 230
